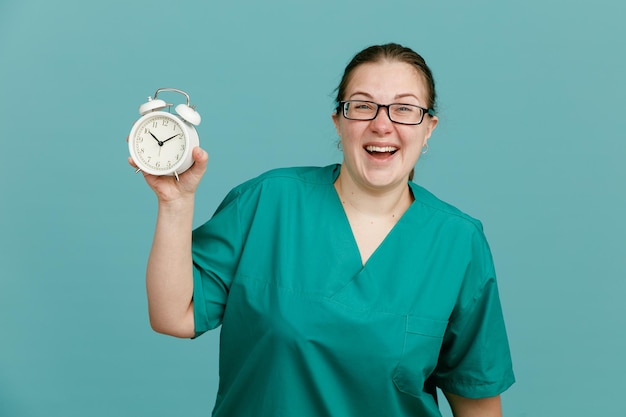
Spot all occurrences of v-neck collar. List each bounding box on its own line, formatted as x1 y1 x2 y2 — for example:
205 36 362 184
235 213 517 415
328 164 416 268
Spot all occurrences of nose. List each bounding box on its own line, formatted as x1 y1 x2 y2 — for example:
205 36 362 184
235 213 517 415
370 105 393 134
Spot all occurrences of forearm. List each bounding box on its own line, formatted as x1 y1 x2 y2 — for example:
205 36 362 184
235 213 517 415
444 392 502 417
146 196 196 338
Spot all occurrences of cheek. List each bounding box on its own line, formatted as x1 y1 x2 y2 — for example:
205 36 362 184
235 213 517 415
399 127 426 147
413 123 435 142
337 122 360 144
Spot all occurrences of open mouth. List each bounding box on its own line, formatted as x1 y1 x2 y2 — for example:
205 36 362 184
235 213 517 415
365 145 398 156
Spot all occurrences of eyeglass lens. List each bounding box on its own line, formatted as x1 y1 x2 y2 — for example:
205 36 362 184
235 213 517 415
343 101 424 124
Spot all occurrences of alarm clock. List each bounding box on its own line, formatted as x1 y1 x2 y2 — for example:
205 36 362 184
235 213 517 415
128 88 201 180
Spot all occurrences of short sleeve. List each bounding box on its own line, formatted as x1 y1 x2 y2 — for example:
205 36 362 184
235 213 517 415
432 231 515 398
192 190 243 338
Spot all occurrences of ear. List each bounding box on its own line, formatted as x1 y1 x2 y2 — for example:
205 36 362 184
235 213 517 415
424 115 438 141
331 111 341 136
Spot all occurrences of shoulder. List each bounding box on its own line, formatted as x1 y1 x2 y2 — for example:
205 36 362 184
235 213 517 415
409 181 485 233
216 164 340 210
235 164 338 191
409 182 498 283
249 164 339 186
407 182 493 266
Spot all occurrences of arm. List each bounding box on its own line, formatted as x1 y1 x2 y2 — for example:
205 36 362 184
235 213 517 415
444 392 502 417
129 146 209 338
146 192 196 338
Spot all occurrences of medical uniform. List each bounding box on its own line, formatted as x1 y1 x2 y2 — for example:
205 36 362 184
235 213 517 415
192 164 514 417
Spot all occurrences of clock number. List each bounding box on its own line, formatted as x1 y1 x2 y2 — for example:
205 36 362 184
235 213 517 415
162 120 169 127
155 161 160 168
136 136 143 143
152 121 158 128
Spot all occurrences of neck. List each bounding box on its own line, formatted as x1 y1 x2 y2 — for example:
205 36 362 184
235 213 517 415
334 167 413 219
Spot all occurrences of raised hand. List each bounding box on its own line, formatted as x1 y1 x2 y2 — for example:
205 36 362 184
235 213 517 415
127 134 209 203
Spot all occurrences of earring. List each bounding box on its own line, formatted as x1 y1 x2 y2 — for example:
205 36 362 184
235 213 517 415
421 143 429 155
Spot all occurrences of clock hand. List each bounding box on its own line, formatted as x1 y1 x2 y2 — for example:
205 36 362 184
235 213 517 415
162 133 181 144
149 131 163 146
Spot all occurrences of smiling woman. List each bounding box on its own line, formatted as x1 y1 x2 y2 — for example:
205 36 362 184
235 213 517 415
135 43 515 417
333 44 438 184
332 59 437 195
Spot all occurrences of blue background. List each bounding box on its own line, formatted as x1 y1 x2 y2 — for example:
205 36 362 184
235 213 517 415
1 1 625 416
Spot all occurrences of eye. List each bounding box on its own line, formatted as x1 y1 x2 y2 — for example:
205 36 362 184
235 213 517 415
352 101 375 110
394 104 417 113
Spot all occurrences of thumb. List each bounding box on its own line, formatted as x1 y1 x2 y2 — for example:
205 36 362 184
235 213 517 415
189 146 208 175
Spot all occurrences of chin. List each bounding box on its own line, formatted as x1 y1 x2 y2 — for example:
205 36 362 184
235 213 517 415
362 172 406 190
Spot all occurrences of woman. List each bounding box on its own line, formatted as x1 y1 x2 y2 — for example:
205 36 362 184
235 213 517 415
132 43 515 416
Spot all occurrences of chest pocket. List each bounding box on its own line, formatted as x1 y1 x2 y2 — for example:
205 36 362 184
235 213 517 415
392 315 448 398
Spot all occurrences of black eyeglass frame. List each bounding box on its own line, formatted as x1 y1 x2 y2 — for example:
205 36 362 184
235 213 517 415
338 100 434 125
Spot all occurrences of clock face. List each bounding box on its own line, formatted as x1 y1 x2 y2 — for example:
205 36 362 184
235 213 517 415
131 113 188 173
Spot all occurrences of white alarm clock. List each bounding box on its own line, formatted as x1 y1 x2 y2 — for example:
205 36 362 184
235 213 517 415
128 88 201 180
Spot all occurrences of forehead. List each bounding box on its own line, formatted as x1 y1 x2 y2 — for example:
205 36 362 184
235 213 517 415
345 61 429 103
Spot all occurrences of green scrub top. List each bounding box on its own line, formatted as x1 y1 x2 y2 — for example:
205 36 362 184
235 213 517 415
192 164 514 417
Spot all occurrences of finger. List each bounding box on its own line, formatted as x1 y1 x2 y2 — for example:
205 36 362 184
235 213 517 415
192 146 208 164
187 147 208 177
190 147 209 172
128 156 137 168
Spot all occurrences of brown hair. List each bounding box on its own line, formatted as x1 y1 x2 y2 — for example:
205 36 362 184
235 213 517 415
334 43 437 114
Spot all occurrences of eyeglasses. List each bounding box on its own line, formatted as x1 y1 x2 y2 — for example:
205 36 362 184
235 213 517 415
339 100 433 125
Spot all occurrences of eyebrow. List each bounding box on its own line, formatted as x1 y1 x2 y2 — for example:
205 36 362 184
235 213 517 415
348 91 423 104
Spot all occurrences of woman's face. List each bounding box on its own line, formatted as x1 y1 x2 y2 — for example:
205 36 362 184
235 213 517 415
332 60 438 192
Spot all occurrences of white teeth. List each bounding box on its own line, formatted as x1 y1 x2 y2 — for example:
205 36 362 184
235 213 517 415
366 145 397 153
